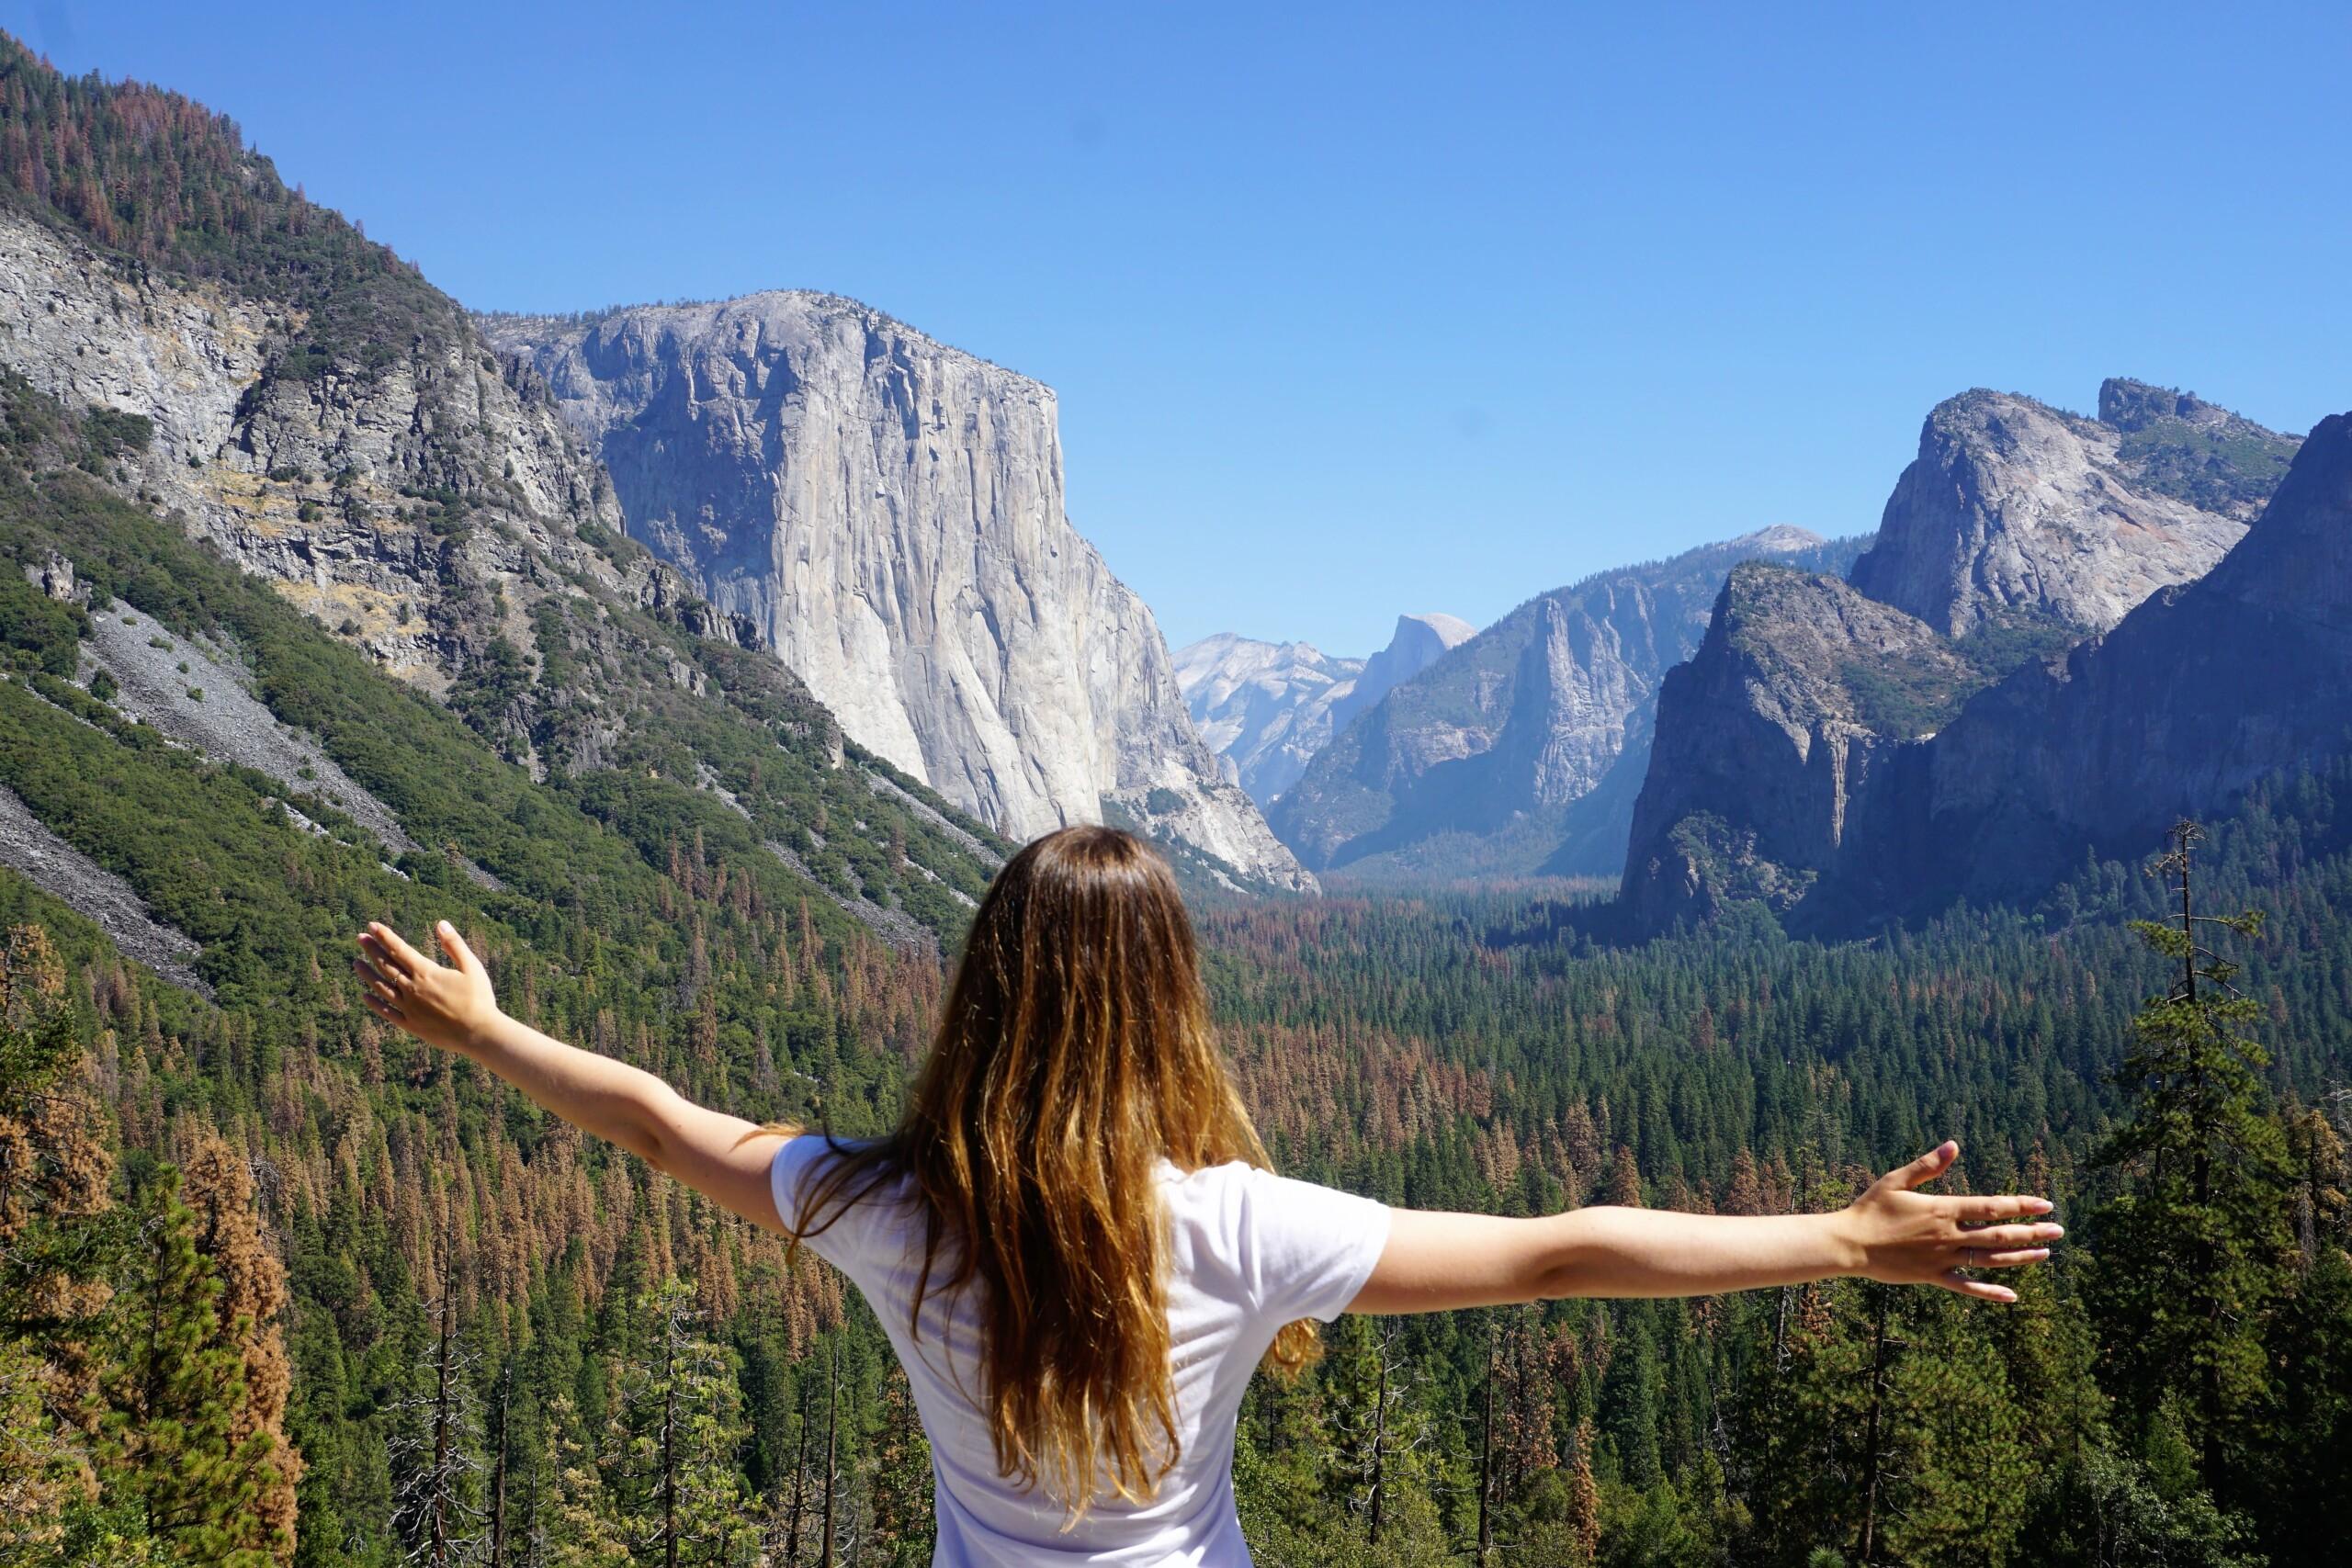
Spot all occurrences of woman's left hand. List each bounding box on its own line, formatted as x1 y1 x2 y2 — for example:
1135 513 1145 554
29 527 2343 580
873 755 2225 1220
354 919 499 1055
1837 1141 2063 1303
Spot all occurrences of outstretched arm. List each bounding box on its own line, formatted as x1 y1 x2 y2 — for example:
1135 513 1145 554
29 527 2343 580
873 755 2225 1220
355 920 793 1233
1348 1142 2058 1314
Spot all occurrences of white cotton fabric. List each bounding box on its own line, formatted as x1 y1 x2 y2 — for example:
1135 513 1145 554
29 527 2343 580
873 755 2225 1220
770 1137 1393 1567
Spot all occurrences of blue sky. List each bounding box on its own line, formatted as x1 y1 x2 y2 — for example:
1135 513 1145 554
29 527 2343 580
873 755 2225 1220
17 1 2351 654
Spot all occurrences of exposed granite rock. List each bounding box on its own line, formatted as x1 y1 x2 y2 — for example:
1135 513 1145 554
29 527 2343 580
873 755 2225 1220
482 296 1312 892
0 207 794 795
0 220 1012 945
1619 564 1972 932
1849 385 2296 638
0 212 665 714
1269 527 1860 880
1175 613 1472 807
1920 408 2352 903
1623 407 2352 933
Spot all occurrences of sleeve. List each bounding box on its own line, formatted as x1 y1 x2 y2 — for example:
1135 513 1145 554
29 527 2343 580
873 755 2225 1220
769 1135 854 1270
1234 1166 1393 1324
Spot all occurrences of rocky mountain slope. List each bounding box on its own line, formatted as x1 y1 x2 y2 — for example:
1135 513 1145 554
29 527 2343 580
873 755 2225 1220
1267 527 1861 880
1623 380 2325 933
1848 381 2297 637
0 39 1011 955
1175 612 1473 807
1620 564 1975 932
481 298 1311 893
1919 409 2352 903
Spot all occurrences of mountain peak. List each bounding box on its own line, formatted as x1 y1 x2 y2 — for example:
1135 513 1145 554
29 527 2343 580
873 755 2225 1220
1725 525 1827 554
1392 611 1476 649
1174 615 1468 809
1849 382 2287 637
2098 377 2241 434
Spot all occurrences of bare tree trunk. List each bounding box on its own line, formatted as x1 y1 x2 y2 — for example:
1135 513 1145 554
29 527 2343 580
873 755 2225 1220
1368 1333 1388 1547
820 1346 839 1568
489 1363 511 1568
430 1288 455 1568
1858 1288 1891 1565
662 1311 680 1568
1476 1323 1496 1565
786 1379 811 1565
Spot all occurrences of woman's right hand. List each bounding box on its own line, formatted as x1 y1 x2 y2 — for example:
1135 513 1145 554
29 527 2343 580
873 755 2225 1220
1836 1141 2063 1303
355 919 500 1055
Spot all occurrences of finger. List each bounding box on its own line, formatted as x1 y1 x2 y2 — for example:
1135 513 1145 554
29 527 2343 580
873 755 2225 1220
359 928 413 978
1931 1271 2018 1304
1951 1194 2057 1223
1960 1222 2064 1249
367 921 432 976
362 993 406 1024
435 919 481 975
352 958 402 1001
1884 1141 1959 1191
1972 1247 2053 1269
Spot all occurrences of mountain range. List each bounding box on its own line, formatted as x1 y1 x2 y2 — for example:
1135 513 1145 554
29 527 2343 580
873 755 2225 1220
1203 526 1862 881
1173 612 1475 807
1161 373 2324 918
0 18 2337 954
479 299 1307 893
1622 379 2316 933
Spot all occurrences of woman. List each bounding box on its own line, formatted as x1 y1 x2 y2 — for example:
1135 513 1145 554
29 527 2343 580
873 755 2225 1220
354 825 2059 1565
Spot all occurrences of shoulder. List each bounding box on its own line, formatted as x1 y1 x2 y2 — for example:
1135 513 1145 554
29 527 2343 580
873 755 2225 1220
1164 1161 1392 1321
770 1135 906 1240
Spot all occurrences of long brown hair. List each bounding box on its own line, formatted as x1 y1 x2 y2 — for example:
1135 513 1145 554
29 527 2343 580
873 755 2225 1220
783 825 1316 1517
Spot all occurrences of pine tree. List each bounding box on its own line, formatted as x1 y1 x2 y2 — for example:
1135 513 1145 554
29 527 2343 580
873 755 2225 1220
611 1277 751 1566
0 924 119 1552
533 1393 629 1568
178 1129 302 1562
2088 820 2292 1502
865 1367 933 1567
1737 1281 2028 1565
102 1167 288 1565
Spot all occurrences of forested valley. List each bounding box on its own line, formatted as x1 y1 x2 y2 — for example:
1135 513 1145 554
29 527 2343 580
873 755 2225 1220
2 27 2351 1568
9 537 2352 1564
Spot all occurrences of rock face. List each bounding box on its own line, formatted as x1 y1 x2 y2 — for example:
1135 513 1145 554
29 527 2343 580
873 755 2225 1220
1174 636 1363 805
1619 565 1974 932
482 297 1312 892
1333 614 1478 736
0 137 1011 954
1848 385 2296 637
1920 410 2352 902
1623 396 2344 933
1175 613 1473 807
1269 527 1860 879
0 212 687 728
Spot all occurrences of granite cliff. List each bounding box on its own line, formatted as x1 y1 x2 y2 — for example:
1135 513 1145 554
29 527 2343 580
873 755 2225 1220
1848 382 2296 637
482 298 1311 893
1620 564 1974 932
1919 409 2352 903
0 43 1011 953
1175 612 1473 807
1268 527 1862 880
1623 383 2332 934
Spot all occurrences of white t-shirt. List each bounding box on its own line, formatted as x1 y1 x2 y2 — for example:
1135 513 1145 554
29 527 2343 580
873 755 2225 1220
770 1137 1393 1566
